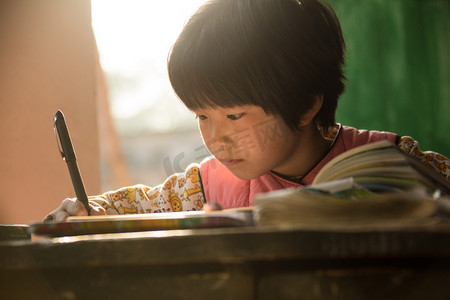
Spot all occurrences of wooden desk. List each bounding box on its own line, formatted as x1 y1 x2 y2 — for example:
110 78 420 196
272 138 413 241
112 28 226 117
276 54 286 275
1 225 450 299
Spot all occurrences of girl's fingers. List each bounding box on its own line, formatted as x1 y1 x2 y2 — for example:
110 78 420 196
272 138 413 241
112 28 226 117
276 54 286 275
62 198 88 217
52 210 70 222
89 203 107 216
43 198 88 222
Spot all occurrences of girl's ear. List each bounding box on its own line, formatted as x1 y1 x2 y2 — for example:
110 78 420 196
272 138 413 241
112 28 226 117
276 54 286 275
299 94 323 126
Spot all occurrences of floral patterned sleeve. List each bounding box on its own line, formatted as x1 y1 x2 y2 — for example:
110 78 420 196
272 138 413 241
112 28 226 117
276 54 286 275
397 136 450 182
87 163 206 215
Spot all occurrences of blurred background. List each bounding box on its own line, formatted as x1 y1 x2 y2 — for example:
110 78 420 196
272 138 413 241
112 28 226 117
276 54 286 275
91 0 206 192
0 0 448 224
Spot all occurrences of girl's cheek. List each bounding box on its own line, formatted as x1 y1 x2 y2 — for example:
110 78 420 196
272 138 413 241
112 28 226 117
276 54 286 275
199 125 211 148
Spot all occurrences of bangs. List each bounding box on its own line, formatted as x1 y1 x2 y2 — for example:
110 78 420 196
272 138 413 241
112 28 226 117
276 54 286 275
168 2 264 111
169 57 264 111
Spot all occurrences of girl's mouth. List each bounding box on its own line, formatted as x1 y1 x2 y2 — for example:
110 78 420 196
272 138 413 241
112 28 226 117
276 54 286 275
220 159 244 167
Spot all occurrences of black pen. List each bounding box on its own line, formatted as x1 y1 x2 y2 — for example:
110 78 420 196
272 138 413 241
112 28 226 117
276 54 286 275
53 110 90 214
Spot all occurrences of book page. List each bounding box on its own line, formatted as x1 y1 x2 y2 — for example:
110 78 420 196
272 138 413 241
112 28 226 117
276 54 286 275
312 140 450 193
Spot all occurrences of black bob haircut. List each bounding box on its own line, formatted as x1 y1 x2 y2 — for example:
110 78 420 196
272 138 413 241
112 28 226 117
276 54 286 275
168 0 346 131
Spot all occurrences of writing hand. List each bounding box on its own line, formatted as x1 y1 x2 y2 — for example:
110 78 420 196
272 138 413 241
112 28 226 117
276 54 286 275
43 197 106 222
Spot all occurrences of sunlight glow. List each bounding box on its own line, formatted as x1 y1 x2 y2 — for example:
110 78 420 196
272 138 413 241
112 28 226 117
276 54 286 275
91 0 206 132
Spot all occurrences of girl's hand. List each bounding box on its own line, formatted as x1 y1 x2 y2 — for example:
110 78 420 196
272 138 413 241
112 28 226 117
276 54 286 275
202 202 222 212
43 197 106 222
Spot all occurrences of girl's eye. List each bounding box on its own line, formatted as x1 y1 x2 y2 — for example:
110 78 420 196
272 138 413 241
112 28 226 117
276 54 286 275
227 113 244 120
196 115 207 120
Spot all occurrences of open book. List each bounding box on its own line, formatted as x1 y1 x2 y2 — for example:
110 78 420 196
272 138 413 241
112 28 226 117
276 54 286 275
30 208 254 237
312 140 449 193
254 141 450 228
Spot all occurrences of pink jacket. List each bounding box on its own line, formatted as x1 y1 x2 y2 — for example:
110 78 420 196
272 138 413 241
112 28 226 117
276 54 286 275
200 125 398 209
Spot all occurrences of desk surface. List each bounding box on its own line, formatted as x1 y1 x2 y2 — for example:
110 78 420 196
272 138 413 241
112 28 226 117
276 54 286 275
2 224 450 299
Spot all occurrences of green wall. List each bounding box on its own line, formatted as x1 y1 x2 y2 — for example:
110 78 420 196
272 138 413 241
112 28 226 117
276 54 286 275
328 0 449 156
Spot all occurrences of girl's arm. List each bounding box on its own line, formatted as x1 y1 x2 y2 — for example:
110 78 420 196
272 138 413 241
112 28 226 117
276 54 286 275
45 163 206 222
397 136 450 182
91 163 205 214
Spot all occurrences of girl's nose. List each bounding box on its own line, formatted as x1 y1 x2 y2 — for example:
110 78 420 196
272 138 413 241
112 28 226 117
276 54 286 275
207 124 233 154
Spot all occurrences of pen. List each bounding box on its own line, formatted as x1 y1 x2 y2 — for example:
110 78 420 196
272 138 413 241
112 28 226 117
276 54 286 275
53 110 90 214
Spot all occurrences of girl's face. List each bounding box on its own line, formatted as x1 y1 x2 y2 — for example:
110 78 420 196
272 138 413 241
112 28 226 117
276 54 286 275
193 105 305 180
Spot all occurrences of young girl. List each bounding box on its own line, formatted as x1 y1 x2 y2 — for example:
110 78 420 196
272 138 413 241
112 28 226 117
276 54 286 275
45 0 449 222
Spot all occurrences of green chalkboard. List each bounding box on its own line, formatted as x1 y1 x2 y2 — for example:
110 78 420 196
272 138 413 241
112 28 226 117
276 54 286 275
328 0 449 156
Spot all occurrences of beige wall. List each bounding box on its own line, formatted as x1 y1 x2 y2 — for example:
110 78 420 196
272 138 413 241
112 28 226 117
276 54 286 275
0 0 100 224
